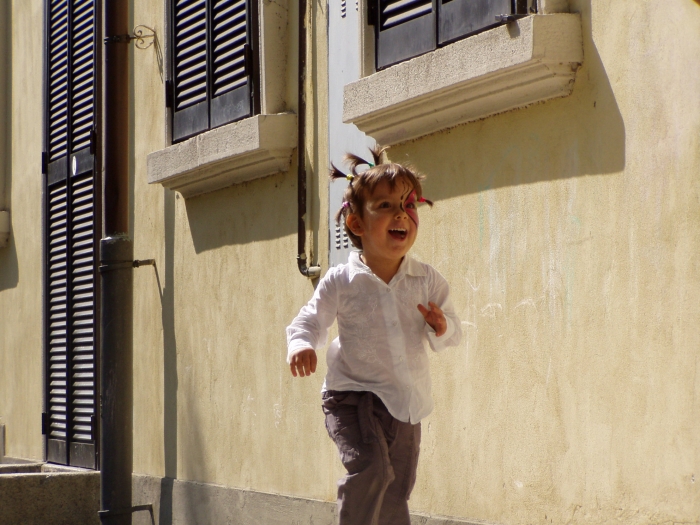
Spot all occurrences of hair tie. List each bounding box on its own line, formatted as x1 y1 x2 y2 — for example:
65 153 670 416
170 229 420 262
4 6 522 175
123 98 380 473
368 162 375 168
418 197 427 203
345 173 354 181
341 201 350 209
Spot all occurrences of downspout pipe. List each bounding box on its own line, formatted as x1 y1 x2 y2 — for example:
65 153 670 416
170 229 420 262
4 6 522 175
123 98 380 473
296 0 321 279
99 0 133 524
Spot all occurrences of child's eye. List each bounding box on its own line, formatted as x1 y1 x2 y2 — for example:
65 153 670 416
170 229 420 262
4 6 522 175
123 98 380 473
405 202 416 209
379 202 391 208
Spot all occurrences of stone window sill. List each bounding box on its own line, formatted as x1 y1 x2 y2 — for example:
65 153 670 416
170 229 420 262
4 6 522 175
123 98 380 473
343 14 583 146
147 113 297 198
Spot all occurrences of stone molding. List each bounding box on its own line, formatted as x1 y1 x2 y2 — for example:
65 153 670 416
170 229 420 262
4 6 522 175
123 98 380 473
147 113 297 199
343 14 583 146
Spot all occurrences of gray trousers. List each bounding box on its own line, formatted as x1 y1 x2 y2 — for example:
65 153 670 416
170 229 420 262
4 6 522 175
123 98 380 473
322 390 421 525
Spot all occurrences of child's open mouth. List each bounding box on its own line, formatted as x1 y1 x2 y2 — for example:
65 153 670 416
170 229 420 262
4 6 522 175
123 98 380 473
389 228 407 240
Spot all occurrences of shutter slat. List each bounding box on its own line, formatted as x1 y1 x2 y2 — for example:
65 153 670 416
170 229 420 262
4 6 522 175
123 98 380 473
48 0 70 161
70 0 94 152
46 179 69 441
380 0 432 29
212 0 248 96
174 0 208 111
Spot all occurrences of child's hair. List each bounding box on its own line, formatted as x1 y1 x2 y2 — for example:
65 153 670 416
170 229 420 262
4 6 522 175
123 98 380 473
330 145 433 249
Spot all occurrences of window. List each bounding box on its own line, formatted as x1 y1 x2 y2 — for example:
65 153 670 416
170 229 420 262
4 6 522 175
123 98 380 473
342 2 582 146
42 0 100 469
373 0 530 69
169 0 259 143
148 0 296 198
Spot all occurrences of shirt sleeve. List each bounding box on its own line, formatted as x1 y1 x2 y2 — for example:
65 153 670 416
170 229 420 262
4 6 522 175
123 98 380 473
286 268 339 363
424 266 462 352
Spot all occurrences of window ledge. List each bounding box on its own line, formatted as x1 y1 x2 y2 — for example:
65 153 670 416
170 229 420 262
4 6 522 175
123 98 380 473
0 211 8 248
147 113 297 198
344 14 582 146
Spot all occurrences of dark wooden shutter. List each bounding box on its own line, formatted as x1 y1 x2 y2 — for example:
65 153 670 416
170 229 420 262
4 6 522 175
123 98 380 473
44 0 99 470
374 0 529 69
438 0 511 45
376 0 436 70
210 0 252 127
172 0 209 141
171 0 255 143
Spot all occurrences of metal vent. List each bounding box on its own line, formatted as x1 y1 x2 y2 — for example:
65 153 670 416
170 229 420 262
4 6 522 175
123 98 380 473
334 224 350 250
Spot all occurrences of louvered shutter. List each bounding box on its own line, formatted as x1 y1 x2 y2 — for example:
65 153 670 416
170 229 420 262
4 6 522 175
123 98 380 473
44 0 99 470
210 0 252 127
375 0 436 70
171 0 254 143
438 0 511 45
172 0 209 141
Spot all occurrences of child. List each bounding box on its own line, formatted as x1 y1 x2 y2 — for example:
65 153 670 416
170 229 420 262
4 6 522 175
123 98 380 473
286 146 462 525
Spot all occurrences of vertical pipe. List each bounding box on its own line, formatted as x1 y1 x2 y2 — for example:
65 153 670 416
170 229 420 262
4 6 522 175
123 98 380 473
100 0 133 524
296 0 320 278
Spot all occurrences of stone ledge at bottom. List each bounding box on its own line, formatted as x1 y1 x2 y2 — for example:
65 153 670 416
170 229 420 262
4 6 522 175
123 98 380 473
147 113 297 199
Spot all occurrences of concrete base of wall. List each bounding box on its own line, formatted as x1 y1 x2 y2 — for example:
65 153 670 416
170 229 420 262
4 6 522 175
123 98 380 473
133 474 484 525
0 464 485 525
0 464 100 525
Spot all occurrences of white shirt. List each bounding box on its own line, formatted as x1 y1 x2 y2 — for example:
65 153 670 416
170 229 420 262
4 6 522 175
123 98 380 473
286 251 462 423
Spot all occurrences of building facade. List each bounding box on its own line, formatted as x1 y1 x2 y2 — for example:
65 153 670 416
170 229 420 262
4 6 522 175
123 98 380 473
0 0 699 523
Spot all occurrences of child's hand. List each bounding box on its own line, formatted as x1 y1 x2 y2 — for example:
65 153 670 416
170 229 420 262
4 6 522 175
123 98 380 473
417 302 447 337
290 349 317 377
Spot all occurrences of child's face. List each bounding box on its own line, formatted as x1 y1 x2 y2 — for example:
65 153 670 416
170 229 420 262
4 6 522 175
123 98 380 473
346 177 418 266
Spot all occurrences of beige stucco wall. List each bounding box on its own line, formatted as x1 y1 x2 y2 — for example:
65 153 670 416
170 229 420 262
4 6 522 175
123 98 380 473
1 0 698 524
0 0 45 462
390 0 700 523
129 0 337 492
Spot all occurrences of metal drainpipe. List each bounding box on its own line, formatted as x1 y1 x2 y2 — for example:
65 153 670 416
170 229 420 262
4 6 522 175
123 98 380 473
99 0 133 523
296 0 321 279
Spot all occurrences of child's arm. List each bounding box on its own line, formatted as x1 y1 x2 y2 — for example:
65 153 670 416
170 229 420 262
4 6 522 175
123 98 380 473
420 267 462 352
286 269 338 377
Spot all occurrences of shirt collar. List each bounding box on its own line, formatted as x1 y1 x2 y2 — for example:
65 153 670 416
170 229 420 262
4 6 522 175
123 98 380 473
348 251 426 283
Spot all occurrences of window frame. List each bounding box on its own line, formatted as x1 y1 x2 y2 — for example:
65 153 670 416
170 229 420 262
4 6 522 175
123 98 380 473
168 0 261 144
373 0 531 70
347 6 583 146
149 0 298 198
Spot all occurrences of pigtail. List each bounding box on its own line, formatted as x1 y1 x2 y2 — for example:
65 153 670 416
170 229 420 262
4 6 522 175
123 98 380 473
343 153 373 176
369 144 389 167
329 162 348 181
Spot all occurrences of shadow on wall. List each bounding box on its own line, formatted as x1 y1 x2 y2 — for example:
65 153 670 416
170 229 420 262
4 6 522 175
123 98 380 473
184 169 298 254
395 0 625 200
0 231 19 292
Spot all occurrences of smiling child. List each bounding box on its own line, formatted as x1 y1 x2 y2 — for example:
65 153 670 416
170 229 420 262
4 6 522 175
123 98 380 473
286 146 462 525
